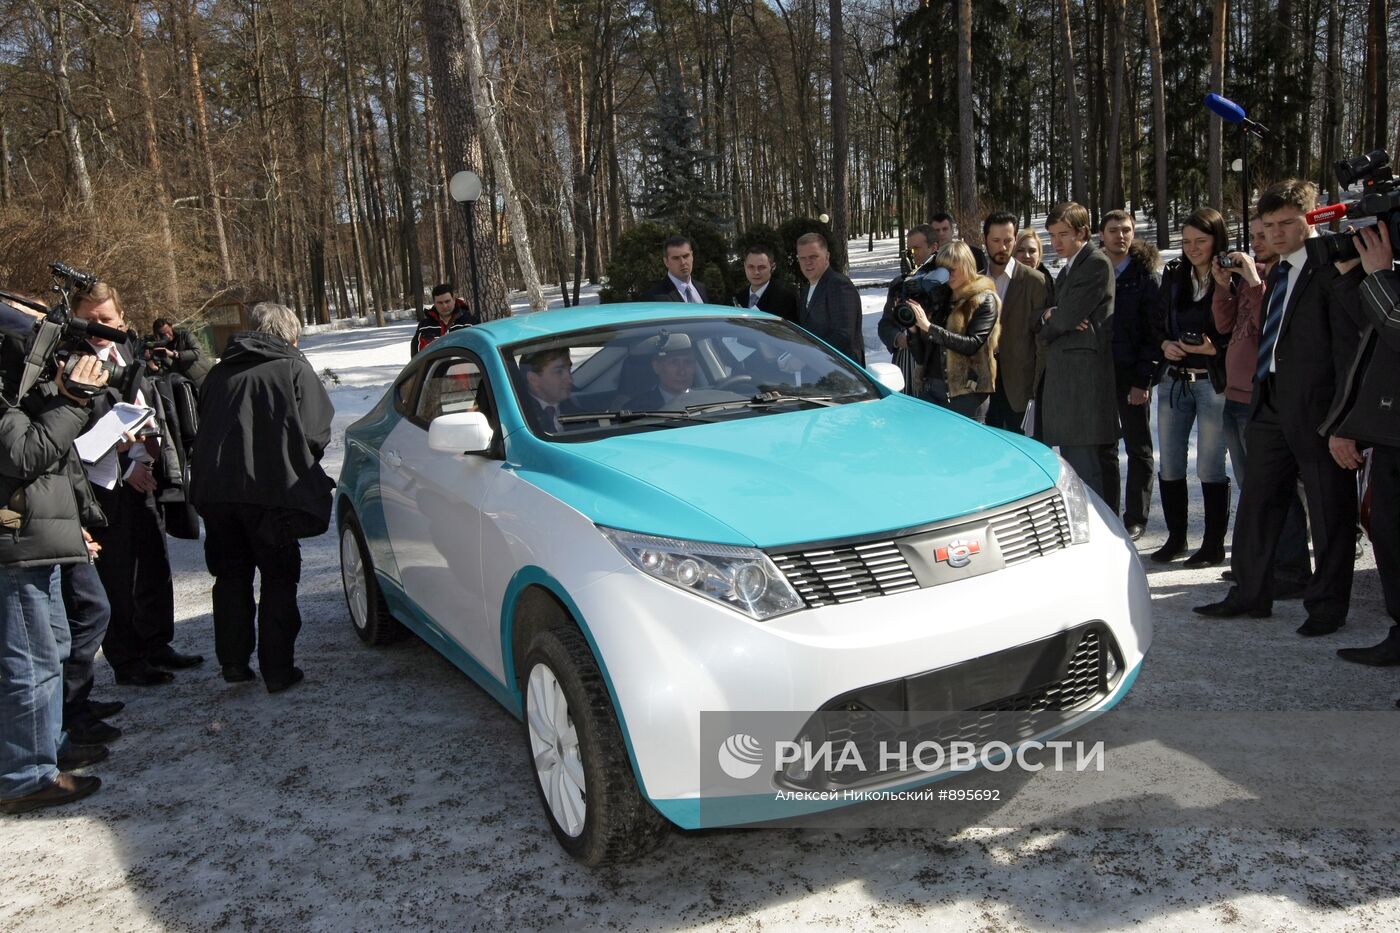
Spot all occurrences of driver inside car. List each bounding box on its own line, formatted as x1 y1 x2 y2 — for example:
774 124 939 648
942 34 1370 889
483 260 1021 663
627 333 697 410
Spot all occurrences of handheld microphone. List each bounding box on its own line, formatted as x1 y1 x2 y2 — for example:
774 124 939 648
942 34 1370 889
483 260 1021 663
1203 93 1269 138
1306 203 1351 225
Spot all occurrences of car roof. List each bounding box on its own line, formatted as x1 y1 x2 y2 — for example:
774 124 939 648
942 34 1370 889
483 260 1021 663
447 302 778 348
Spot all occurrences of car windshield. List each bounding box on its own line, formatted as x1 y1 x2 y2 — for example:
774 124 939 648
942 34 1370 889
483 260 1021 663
502 316 880 440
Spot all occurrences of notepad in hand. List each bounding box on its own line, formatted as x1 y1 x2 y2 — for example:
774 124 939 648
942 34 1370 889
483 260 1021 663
74 403 157 464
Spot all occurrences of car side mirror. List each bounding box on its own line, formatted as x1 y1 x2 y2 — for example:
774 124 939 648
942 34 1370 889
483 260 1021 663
867 362 906 394
428 411 495 454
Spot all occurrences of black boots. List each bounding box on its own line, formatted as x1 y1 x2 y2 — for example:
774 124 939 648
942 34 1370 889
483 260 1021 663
1184 480 1231 567
1151 476 1188 562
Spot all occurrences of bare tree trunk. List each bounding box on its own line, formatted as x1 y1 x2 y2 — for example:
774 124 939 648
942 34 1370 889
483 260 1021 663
460 0 547 310
1208 0 1227 210
1323 0 1342 202
955 0 977 237
178 2 232 282
829 0 849 265
1145 0 1170 247
1055 0 1087 206
1366 0 1389 151
1103 0 1127 210
128 0 181 308
44 3 94 211
0 120 11 205
422 0 509 320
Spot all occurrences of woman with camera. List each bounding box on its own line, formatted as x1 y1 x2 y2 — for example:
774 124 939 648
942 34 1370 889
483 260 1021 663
903 241 1002 422
1150 207 1233 565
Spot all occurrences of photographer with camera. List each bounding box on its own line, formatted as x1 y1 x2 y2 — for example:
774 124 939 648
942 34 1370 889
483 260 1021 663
147 318 211 391
1149 207 1233 567
0 301 110 814
879 224 939 396
1328 222 1400 678
900 241 1002 422
71 283 202 686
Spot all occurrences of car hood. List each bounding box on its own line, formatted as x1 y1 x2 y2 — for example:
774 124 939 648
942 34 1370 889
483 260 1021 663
512 393 1061 549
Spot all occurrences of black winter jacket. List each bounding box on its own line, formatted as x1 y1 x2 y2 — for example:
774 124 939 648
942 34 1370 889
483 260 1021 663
1152 258 1230 392
411 300 478 357
188 332 334 526
1324 265 1400 447
1110 241 1162 389
0 381 105 569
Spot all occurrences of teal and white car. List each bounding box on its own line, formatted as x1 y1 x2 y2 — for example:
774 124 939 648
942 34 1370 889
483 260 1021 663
336 302 1151 864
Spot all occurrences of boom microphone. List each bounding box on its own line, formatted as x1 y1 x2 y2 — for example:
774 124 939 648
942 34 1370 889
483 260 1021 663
1203 93 1269 138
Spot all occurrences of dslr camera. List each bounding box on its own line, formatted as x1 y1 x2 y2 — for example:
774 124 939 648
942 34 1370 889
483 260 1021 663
1305 150 1400 265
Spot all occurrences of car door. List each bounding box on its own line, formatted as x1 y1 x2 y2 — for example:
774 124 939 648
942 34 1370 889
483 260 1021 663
379 350 504 669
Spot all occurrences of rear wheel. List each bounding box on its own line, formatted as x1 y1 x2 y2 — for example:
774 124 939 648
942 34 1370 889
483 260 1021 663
339 513 404 645
522 625 668 865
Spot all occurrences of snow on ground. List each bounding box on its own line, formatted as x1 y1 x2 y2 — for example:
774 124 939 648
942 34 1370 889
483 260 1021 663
2 236 1396 932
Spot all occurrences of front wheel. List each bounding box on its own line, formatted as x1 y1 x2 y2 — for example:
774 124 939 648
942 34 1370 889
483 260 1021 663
339 514 404 645
522 626 668 865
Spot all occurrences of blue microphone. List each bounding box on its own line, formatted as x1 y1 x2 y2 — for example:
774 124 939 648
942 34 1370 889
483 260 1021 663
1203 93 1268 138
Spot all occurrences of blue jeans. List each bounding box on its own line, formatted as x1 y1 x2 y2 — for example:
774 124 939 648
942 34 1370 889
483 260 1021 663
1222 398 1250 488
0 565 69 799
1157 376 1228 483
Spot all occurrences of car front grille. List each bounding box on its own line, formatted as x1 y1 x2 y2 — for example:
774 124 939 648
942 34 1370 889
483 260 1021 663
769 491 1071 609
769 541 920 607
784 623 1117 790
988 494 1073 566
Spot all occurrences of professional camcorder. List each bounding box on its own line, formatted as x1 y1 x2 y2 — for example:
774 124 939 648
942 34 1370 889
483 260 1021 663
1305 150 1400 265
891 266 952 329
0 262 135 404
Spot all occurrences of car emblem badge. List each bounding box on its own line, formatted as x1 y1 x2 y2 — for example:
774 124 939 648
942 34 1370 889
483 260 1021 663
935 539 981 569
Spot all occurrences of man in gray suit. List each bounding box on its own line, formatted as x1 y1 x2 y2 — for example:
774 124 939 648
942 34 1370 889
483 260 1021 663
1031 202 1119 496
982 211 1053 433
796 232 865 365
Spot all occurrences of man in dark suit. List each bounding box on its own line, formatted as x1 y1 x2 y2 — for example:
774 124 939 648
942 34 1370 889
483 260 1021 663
1031 202 1119 498
930 211 989 274
733 245 798 323
878 223 939 395
1195 180 1365 635
71 283 202 687
642 235 709 304
519 347 578 432
982 211 1053 434
796 232 865 365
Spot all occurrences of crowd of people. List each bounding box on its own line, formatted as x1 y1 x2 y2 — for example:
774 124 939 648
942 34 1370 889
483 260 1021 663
2 177 1396 818
1 292 332 814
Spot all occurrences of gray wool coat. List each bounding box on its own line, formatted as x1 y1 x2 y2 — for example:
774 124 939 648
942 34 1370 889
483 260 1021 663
1031 242 1120 447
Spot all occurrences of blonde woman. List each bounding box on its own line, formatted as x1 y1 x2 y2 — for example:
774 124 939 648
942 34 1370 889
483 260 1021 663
904 241 1002 422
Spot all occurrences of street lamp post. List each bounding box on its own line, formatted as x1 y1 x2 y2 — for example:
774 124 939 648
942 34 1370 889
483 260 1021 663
449 170 484 317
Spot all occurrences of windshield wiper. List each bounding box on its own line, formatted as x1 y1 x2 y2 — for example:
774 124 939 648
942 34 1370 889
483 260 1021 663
681 390 849 415
558 408 714 425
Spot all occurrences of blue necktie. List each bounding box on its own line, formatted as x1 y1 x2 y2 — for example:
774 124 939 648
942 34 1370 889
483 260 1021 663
748 291 759 308
1255 259 1291 383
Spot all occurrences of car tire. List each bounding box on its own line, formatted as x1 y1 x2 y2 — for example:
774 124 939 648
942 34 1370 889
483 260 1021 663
340 513 404 646
522 625 669 865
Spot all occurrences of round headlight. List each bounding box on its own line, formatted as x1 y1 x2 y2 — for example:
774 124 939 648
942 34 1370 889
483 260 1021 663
675 558 702 587
733 563 768 603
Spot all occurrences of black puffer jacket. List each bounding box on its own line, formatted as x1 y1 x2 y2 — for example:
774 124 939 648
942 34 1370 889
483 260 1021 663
188 332 334 525
1111 241 1162 389
0 381 106 569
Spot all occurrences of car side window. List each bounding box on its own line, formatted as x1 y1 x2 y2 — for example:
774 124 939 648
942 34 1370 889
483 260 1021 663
393 366 423 415
414 353 498 429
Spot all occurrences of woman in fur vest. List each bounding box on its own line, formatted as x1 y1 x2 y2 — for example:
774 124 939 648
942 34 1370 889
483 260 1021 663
904 241 1002 422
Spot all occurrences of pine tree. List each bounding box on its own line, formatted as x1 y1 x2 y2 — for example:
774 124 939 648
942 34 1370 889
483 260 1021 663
636 66 729 229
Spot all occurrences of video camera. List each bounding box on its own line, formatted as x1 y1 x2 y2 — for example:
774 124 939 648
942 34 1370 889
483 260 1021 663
1305 150 1400 265
891 266 952 329
0 262 137 405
